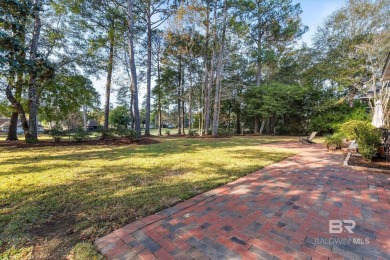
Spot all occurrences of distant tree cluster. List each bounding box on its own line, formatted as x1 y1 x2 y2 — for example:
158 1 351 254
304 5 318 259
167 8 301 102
1 0 389 142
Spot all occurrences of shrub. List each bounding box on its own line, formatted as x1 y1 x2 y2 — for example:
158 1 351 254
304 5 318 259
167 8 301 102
339 120 370 140
165 130 171 136
324 133 345 149
72 127 89 142
188 130 197 136
354 124 381 161
49 128 65 142
121 129 138 141
98 128 116 140
218 128 231 136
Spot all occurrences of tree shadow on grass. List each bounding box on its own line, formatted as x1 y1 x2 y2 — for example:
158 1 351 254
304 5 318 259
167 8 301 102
0 137 296 172
0 137 305 258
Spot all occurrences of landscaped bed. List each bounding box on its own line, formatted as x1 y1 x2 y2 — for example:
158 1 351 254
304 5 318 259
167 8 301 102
0 136 298 259
348 154 390 171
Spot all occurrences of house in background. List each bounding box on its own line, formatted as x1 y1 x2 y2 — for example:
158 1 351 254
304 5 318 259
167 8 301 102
86 120 99 131
0 120 44 134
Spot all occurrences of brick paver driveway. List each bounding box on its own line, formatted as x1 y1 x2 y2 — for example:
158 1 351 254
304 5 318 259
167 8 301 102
95 143 390 259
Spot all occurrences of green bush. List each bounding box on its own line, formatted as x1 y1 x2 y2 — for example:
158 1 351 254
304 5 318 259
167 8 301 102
72 127 90 142
49 128 66 142
98 128 116 140
324 133 345 149
121 129 138 141
339 120 370 140
218 128 231 136
355 124 381 161
165 130 171 136
188 130 197 136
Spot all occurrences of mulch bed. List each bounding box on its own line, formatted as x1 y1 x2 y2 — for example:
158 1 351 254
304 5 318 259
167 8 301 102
0 137 160 148
348 154 390 171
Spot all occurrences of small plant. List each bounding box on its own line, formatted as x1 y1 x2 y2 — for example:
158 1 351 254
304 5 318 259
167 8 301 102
72 127 89 142
354 124 381 161
339 120 370 140
25 136 38 143
122 129 138 141
49 128 65 142
325 133 345 149
218 128 232 136
188 130 197 136
165 130 171 136
98 128 116 140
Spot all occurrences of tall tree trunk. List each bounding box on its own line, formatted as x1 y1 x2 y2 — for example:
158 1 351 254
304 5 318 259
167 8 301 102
205 1 217 135
7 74 23 141
130 89 134 129
83 105 87 131
259 119 266 134
212 0 228 136
188 66 193 132
177 56 182 134
8 22 26 141
254 116 260 133
104 23 115 130
127 0 141 138
235 103 241 135
157 50 162 136
28 0 42 142
256 19 264 130
6 82 30 138
202 3 210 136
7 112 19 141
181 66 185 134
145 7 152 136
182 101 185 134
256 22 262 86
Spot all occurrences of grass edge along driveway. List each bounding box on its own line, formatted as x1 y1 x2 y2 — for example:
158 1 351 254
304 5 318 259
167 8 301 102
0 136 300 259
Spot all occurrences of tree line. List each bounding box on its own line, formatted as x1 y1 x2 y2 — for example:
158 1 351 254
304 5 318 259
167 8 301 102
1 0 389 142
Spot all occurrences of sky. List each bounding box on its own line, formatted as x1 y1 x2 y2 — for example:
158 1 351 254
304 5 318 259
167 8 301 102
93 0 347 108
293 0 346 45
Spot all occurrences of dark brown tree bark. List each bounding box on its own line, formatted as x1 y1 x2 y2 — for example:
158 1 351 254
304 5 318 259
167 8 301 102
254 116 260 133
235 105 241 135
7 112 19 141
6 83 30 139
7 74 23 140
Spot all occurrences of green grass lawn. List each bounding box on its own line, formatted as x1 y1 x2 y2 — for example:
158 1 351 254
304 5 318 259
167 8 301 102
0 136 299 258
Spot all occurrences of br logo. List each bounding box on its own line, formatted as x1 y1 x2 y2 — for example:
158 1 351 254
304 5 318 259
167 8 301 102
329 220 356 233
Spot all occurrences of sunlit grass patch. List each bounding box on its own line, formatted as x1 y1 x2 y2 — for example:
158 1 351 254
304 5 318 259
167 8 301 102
0 135 297 258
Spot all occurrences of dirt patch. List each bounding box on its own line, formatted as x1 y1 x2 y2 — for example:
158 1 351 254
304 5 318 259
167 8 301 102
0 137 160 148
348 155 390 171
